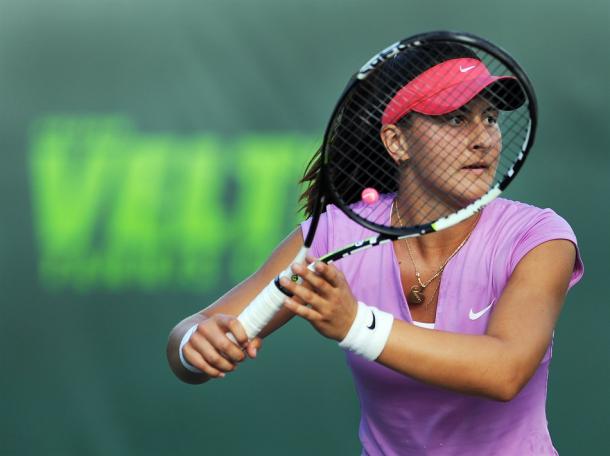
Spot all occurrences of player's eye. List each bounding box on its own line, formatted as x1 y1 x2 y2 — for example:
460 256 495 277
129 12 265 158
484 114 498 126
447 115 465 126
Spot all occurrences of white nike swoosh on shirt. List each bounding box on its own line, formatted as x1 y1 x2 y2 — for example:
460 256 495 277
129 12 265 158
460 65 476 73
469 300 495 320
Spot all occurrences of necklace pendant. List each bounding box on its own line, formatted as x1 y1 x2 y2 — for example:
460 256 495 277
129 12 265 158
408 285 425 305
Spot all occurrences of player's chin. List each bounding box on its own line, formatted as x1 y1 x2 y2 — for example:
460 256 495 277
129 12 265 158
456 173 493 199
449 183 493 207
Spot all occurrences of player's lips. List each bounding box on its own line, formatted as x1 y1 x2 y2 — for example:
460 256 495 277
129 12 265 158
460 162 489 175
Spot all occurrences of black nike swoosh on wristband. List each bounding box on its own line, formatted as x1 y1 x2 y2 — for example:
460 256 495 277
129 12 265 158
367 311 376 330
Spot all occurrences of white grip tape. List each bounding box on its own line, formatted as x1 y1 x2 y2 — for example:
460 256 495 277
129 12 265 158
235 274 290 340
179 324 204 374
228 246 311 342
338 301 394 361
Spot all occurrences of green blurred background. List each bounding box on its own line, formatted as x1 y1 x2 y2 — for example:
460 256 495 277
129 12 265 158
1 0 608 454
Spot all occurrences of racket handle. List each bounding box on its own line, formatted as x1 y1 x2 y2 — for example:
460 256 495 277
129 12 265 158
226 247 309 343
234 276 290 341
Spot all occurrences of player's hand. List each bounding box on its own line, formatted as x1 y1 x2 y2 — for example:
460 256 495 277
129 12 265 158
280 256 358 341
182 314 262 378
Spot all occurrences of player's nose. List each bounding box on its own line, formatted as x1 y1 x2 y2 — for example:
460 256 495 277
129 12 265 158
468 120 494 153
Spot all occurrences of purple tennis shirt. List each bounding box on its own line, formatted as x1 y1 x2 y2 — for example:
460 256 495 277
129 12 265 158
301 196 584 455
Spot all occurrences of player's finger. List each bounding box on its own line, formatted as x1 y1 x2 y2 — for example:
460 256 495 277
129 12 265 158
279 276 324 308
305 255 318 264
217 315 249 347
246 337 263 359
313 261 341 287
291 262 334 294
182 342 226 378
284 297 323 321
201 319 247 362
190 331 239 372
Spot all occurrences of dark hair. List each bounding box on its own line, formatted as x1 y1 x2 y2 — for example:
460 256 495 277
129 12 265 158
299 41 479 217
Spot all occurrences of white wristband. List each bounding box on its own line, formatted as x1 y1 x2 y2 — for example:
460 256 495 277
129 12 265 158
179 324 203 374
338 301 394 361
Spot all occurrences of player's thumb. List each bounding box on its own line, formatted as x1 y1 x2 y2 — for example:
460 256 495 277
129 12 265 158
246 337 263 359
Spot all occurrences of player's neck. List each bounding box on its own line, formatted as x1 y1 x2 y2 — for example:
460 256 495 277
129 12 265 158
410 213 480 263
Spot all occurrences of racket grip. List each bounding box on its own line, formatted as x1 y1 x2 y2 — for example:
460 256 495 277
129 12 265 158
234 277 289 340
226 246 309 343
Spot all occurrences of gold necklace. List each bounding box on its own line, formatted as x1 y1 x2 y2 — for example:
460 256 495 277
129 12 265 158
421 273 440 313
393 200 480 305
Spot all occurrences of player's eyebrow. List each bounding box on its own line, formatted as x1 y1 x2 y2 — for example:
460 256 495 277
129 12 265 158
454 105 499 116
429 107 469 123
422 103 499 124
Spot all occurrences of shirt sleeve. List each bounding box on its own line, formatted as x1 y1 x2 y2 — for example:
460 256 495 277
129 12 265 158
509 209 584 290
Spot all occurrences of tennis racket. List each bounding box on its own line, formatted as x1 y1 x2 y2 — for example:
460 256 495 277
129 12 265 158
232 30 537 341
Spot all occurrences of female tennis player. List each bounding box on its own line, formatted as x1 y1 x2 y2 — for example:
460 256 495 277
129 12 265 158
167 39 583 455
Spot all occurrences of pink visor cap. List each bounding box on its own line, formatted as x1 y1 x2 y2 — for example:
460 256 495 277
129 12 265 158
381 58 525 125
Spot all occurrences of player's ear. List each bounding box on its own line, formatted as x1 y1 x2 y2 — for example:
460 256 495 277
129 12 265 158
380 124 410 164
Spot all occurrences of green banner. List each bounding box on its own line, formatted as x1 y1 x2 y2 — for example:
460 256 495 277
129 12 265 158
30 116 315 291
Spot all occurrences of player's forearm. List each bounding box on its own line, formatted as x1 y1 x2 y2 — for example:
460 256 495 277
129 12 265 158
376 320 527 401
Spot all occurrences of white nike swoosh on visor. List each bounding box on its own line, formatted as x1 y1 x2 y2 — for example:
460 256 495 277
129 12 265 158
469 300 495 320
460 65 476 73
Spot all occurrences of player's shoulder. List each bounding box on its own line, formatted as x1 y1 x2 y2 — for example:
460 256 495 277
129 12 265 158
483 198 583 288
484 197 569 227
486 197 547 216
481 197 576 245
